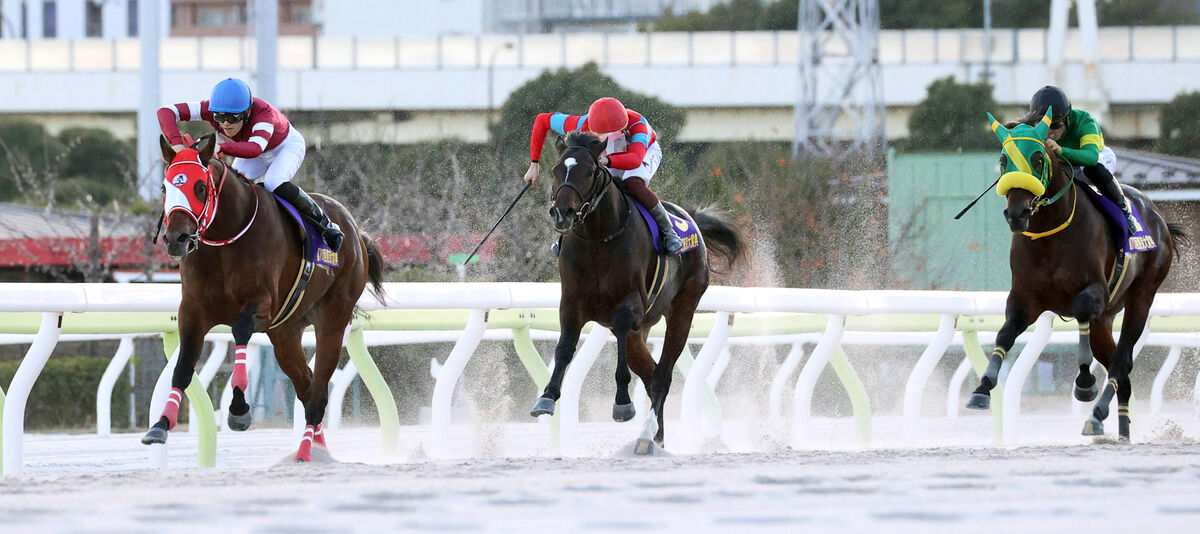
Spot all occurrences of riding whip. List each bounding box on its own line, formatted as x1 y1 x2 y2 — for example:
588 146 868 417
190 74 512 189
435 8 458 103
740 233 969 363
953 176 1003 220
462 181 532 265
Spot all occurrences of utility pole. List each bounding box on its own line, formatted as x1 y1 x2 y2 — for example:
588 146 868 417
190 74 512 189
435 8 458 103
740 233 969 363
792 0 885 157
254 0 279 104
136 0 162 199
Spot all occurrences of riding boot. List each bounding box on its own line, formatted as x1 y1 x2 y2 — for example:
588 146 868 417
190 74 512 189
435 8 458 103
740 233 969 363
1086 165 1138 234
649 202 685 254
274 182 344 252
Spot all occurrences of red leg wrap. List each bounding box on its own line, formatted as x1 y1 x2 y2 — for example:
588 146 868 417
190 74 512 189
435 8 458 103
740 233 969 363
312 423 327 449
162 387 184 430
232 345 249 391
295 425 315 462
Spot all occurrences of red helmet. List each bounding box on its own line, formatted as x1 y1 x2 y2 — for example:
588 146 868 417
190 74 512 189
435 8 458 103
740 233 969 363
587 97 628 135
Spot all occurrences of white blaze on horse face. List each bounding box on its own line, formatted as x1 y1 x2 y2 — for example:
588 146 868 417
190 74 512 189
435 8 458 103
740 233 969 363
563 157 578 184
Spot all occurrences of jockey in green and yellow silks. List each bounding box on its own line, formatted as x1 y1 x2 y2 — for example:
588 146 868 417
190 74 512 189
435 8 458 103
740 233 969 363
1030 85 1137 233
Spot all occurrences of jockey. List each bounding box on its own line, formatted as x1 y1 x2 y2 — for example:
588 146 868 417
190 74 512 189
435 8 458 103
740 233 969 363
1030 85 1137 233
157 77 344 252
524 96 684 255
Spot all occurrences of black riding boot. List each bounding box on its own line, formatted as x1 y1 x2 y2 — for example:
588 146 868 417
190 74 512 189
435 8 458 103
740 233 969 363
274 182 344 252
1084 164 1137 234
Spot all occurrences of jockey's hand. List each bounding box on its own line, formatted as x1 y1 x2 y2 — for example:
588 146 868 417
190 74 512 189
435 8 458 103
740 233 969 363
598 155 610 167
172 144 186 153
1046 139 1062 154
523 161 540 184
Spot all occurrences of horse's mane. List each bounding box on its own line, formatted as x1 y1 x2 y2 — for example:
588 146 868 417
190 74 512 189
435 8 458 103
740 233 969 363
565 130 599 148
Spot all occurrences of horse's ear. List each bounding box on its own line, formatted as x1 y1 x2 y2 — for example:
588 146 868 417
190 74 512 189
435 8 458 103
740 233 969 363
554 136 567 155
160 135 176 163
987 112 1009 143
588 137 606 160
1034 106 1052 139
196 134 217 164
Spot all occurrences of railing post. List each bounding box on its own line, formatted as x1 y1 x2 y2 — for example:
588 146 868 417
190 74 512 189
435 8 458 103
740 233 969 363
679 311 733 452
1001 312 1054 444
768 341 807 420
429 308 487 458
1 312 62 476
902 313 956 443
828 346 871 445
791 314 845 447
1151 345 1182 414
97 336 135 435
346 328 400 455
558 326 610 456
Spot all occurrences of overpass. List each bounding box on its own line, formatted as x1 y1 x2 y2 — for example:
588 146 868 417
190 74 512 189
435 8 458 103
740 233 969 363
2 27 1198 143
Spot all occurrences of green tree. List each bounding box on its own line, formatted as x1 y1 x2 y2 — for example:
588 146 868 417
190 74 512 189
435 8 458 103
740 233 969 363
1159 91 1200 158
905 76 997 152
0 120 66 201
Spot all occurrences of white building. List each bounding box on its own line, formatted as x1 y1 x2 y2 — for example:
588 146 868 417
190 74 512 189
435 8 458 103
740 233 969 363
0 0 158 40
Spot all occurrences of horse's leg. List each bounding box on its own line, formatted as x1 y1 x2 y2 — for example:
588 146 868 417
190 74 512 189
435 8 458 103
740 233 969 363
610 302 640 422
1081 317 1116 436
142 307 207 445
226 304 260 431
1086 297 1150 441
1072 284 1107 402
297 311 352 460
966 299 1034 410
648 301 700 446
531 308 582 416
268 327 316 461
626 330 656 410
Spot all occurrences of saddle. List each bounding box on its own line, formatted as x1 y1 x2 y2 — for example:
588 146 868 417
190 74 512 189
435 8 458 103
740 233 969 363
265 191 341 328
1072 173 1158 301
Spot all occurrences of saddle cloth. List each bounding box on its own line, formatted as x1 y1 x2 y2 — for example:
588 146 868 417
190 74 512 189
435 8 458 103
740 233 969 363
271 192 341 269
1074 178 1157 253
632 198 702 255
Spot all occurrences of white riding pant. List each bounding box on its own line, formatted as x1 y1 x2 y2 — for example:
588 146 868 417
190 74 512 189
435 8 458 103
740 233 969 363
605 141 662 185
226 127 306 193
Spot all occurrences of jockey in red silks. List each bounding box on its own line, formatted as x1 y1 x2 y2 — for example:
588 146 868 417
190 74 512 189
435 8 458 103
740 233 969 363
524 97 684 255
157 77 344 253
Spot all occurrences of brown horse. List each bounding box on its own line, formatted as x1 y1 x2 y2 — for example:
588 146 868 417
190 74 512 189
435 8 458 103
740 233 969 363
529 131 744 451
142 134 385 461
965 110 1186 441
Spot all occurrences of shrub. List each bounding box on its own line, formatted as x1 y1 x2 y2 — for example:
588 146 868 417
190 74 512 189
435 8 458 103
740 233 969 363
0 356 132 430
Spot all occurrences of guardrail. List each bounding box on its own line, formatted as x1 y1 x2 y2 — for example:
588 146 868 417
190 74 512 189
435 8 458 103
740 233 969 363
2 26 1199 72
2 282 1200 475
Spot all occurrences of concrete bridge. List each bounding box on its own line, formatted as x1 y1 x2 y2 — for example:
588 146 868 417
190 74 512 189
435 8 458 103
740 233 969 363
2 27 1198 143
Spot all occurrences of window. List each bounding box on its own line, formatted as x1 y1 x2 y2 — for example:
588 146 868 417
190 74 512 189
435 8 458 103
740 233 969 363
195 7 225 27
41 0 55 38
288 5 311 25
20 1 28 39
85 0 102 37
127 0 137 36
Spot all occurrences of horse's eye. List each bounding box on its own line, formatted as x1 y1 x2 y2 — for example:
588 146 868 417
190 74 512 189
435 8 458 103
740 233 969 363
194 181 207 202
1031 152 1045 175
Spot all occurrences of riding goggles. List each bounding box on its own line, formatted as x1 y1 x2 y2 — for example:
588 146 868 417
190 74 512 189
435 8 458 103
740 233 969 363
213 111 247 124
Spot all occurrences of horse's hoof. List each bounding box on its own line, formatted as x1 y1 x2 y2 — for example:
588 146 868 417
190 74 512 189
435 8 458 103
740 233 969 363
1119 416 1131 442
965 393 991 410
634 438 655 456
612 403 635 422
141 427 168 445
1082 417 1104 436
530 397 556 417
1074 383 1099 402
227 409 253 432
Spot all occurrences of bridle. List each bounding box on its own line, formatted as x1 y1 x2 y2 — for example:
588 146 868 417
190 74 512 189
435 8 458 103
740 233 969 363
161 157 259 253
552 147 630 242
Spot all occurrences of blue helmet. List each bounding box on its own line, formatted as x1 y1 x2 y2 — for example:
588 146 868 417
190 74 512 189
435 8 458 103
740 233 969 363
210 78 252 113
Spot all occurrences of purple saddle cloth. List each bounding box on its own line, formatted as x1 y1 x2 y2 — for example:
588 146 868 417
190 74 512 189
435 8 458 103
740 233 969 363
632 198 701 255
1075 179 1157 253
271 192 340 268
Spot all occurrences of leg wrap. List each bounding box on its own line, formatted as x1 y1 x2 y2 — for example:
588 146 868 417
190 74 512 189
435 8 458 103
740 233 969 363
162 387 184 430
295 424 316 462
232 345 249 391
313 423 327 448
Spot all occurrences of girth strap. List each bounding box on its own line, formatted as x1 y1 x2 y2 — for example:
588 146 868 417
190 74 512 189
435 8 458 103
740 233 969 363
269 258 315 329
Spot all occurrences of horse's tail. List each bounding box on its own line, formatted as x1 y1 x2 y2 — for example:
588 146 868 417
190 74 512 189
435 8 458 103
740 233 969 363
1167 222 1189 261
361 233 387 304
689 205 746 269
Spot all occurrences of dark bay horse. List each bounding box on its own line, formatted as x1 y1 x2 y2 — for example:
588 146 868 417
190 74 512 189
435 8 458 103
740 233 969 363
966 109 1185 441
143 134 385 461
529 131 744 451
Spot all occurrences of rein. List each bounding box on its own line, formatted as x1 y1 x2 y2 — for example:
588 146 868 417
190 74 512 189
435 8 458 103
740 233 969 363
554 149 630 243
168 159 259 247
1022 154 1076 240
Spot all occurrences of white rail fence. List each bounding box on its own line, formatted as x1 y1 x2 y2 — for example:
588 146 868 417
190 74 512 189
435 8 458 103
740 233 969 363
3 283 1200 475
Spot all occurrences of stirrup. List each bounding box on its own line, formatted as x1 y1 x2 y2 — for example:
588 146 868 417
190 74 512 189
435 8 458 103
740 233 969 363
661 232 684 254
322 221 344 252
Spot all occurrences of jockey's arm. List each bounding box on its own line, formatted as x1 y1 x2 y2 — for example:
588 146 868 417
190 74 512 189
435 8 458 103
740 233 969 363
529 112 574 162
605 142 648 170
219 120 275 159
1059 143 1100 167
1059 112 1103 167
157 102 207 146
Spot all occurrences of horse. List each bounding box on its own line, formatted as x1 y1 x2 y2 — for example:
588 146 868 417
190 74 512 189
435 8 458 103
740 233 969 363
965 108 1186 441
143 133 386 462
528 131 745 451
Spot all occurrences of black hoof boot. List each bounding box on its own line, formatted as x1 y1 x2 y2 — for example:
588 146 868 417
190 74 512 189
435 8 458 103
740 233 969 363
1118 415 1131 443
530 397 556 417
1074 374 1098 402
227 407 253 431
1082 416 1104 436
966 393 991 410
141 419 169 445
612 403 635 422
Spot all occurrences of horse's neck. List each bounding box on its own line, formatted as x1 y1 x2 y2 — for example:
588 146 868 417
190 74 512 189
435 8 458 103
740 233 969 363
204 167 258 243
576 182 625 241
